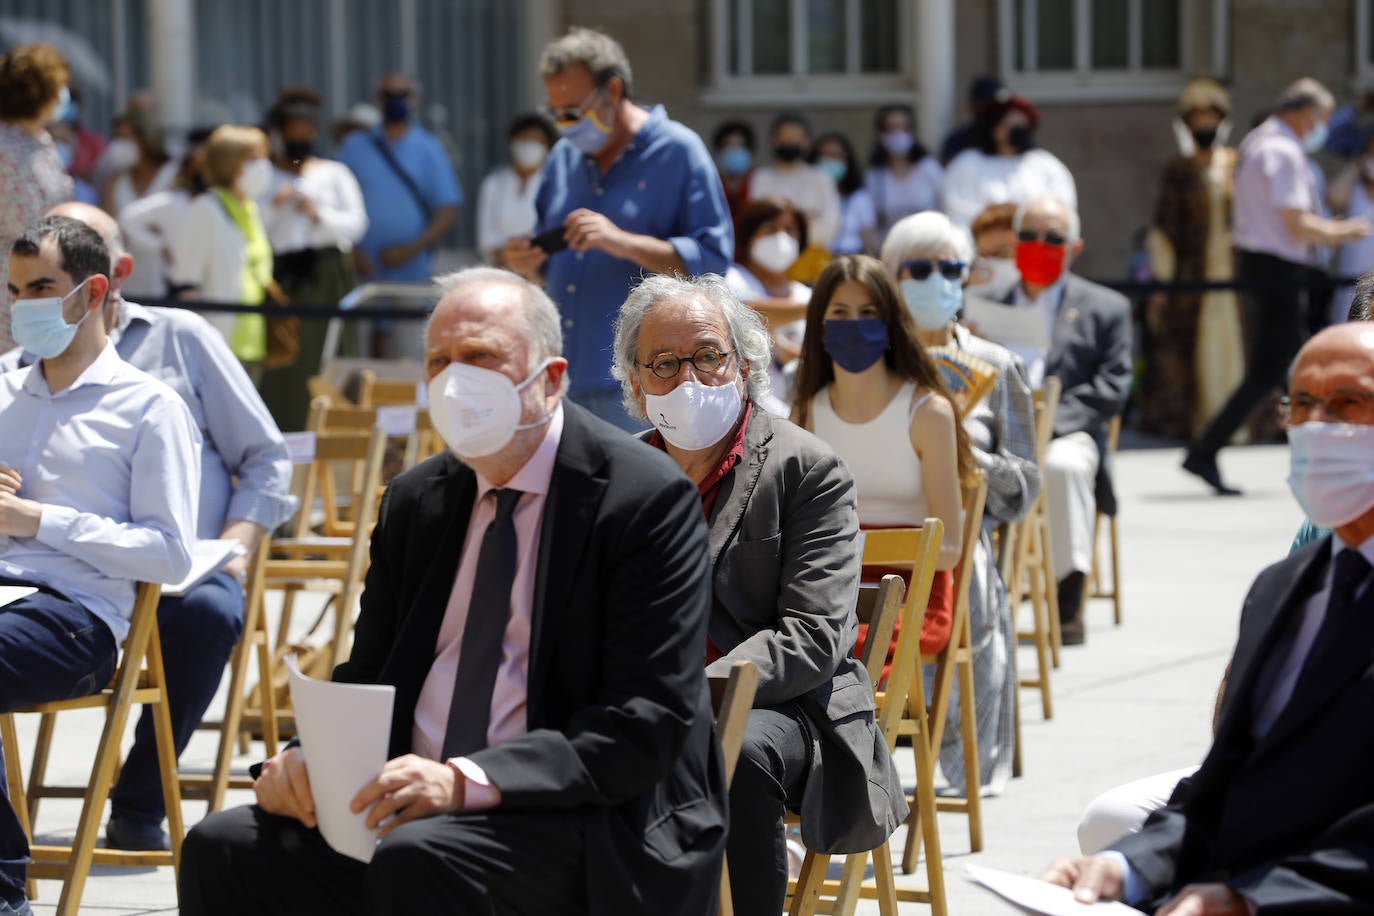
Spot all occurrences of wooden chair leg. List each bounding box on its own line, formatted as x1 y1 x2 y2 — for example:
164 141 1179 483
257 619 280 756
1012 686 1023 779
717 857 733 916
146 632 184 870
831 850 867 916
26 712 55 826
956 653 984 852
787 851 831 916
1110 515 1123 625
1 715 37 901
1041 519 1063 669
912 724 947 915
870 840 900 916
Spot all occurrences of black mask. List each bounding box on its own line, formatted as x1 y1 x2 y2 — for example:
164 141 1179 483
1191 128 1218 150
773 144 805 163
381 91 410 124
1007 126 1034 153
284 138 314 163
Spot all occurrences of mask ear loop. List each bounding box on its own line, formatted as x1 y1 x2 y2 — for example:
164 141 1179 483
512 357 560 431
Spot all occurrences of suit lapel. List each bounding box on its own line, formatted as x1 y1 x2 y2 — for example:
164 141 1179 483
397 458 476 665
1045 276 1080 376
707 408 772 567
527 404 608 718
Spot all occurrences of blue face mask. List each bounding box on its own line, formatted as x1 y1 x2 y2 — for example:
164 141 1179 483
718 146 752 177
900 274 963 330
52 86 74 125
817 156 848 183
823 317 889 374
1303 119 1329 154
11 279 91 359
560 97 614 156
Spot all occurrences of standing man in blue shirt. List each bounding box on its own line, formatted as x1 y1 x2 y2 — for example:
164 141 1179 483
337 73 462 358
503 28 734 429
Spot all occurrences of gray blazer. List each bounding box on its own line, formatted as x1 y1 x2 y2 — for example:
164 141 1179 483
702 407 908 854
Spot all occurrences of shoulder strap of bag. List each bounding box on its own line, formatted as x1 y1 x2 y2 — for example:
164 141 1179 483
370 133 433 222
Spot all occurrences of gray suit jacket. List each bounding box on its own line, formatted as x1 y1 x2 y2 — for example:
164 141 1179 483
702 407 908 854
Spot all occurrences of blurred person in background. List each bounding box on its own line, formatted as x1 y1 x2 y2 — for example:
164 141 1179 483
941 75 1005 165
477 112 557 265
260 86 368 431
171 125 281 375
812 131 876 256
1326 129 1374 325
118 127 213 300
1140 79 1245 442
725 197 812 413
46 117 99 206
100 109 177 218
57 85 105 183
966 202 1019 290
751 112 840 264
0 42 73 353
713 119 756 225
942 93 1077 229
864 104 943 243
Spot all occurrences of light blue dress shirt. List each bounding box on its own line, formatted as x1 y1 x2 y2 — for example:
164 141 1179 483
535 105 734 396
1 300 297 539
336 124 463 281
0 343 200 641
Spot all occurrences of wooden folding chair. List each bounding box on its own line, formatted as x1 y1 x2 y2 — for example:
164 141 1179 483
357 370 425 408
708 660 760 916
1006 376 1062 723
0 582 181 916
313 402 443 480
1086 415 1123 626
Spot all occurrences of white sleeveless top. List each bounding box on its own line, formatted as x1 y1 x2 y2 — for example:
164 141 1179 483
812 381 933 526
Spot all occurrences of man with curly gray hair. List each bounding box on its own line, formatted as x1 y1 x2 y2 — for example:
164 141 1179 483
612 273 907 916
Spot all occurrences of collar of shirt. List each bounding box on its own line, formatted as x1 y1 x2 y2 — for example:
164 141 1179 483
114 296 154 338
22 340 122 398
649 401 751 515
1013 275 1067 312
581 105 668 168
472 402 565 503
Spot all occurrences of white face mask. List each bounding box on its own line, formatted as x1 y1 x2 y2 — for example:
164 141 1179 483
236 158 274 198
510 139 549 171
103 138 139 173
1286 422 1374 528
644 378 743 451
427 359 555 459
750 231 800 275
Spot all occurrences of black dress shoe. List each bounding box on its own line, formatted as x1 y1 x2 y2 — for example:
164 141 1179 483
105 815 170 851
1182 451 1242 496
1057 571 1086 647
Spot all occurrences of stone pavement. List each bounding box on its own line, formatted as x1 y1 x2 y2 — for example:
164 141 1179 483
13 441 1301 915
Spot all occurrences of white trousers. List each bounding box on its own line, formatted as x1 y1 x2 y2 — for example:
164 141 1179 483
1044 432 1101 581
1077 766 1198 854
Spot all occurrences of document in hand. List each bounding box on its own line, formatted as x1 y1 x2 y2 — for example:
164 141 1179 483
0 586 37 608
965 865 1144 915
286 656 395 863
963 296 1052 351
163 539 247 597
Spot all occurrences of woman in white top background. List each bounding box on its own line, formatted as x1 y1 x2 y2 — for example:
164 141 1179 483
750 112 841 256
791 254 973 662
941 93 1077 229
812 131 877 256
477 112 557 265
117 128 213 300
864 104 944 243
259 86 369 430
101 110 178 219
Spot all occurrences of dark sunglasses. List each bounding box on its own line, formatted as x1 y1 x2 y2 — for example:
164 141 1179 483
543 88 601 127
902 259 966 281
1016 229 1069 247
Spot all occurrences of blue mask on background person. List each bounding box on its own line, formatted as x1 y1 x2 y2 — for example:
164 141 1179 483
52 86 74 125
817 156 848 183
1303 119 1329 154
11 279 92 359
718 147 752 177
381 92 410 124
823 317 889 373
900 274 963 330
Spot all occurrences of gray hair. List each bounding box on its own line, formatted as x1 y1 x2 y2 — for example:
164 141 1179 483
1277 77 1335 114
430 267 564 373
539 27 634 97
880 210 974 276
611 273 772 420
1012 197 1081 243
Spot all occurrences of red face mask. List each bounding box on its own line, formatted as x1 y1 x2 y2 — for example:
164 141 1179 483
1015 240 1067 286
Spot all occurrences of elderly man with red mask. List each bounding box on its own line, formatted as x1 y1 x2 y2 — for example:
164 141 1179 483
970 197 1132 645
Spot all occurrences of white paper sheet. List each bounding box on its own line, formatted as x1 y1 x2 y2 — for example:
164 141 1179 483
963 297 1053 351
163 540 246 597
286 656 395 863
375 405 419 436
0 586 36 608
965 865 1144 915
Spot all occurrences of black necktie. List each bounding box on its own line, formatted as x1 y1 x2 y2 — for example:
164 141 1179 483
441 487 523 759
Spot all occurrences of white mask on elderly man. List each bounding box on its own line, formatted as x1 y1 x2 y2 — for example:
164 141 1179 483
644 377 743 451
428 359 555 459
1286 422 1374 528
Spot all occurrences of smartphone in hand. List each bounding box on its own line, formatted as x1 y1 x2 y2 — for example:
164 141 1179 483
531 226 569 256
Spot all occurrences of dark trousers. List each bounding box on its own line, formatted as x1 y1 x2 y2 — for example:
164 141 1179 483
0 580 118 902
110 572 243 825
727 704 813 916
179 803 588 916
1191 249 1309 459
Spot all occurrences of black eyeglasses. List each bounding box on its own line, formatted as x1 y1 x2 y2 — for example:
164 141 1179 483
902 259 966 281
1278 392 1374 425
1016 229 1069 247
639 347 733 380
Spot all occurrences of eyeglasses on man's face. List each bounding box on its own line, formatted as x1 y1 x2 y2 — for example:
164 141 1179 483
545 88 601 127
901 259 966 281
638 346 734 380
1016 229 1069 247
1278 391 1374 425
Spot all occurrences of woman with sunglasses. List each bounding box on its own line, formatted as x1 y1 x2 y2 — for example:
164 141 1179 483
791 255 974 674
880 210 1042 795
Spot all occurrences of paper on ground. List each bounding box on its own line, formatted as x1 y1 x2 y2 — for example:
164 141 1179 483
286 656 395 863
163 540 246 597
0 586 36 608
963 296 1053 350
965 864 1143 915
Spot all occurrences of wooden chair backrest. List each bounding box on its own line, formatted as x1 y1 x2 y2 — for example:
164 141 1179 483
288 424 389 540
854 574 906 694
358 371 425 407
926 472 988 752
707 660 759 789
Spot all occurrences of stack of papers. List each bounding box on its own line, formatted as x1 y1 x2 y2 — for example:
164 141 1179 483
966 865 1144 914
164 540 247 597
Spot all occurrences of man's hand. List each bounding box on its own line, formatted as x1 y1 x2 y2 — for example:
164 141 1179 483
253 746 317 828
564 209 626 257
1336 217 1373 243
0 492 41 539
353 249 376 278
500 236 548 280
1156 883 1249 916
1040 855 1125 905
379 242 420 268
350 754 463 839
0 464 21 495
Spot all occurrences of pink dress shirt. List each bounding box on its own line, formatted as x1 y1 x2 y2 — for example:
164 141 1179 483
411 404 564 806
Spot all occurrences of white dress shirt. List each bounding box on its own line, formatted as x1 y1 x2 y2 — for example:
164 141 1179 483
476 165 542 260
0 342 201 641
262 159 369 254
750 163 843 248
1010 277 1066 387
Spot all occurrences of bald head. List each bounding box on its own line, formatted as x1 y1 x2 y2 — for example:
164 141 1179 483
1286 323 1374 427
47 201 133 318
1292 323 1374 380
